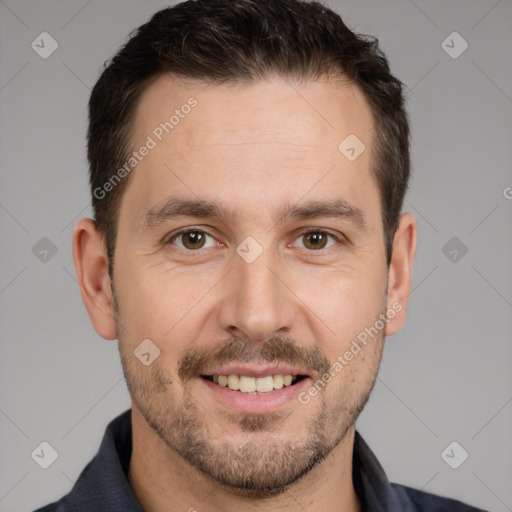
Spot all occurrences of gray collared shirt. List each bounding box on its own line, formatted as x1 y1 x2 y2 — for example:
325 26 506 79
33 409 487 511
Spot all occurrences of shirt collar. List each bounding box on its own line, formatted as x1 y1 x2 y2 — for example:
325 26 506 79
352 430 410 510
59 409 409 511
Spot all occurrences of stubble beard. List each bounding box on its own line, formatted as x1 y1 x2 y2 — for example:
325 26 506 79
115 301 385 498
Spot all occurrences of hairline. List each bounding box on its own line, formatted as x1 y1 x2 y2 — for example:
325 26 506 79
103 71 387 274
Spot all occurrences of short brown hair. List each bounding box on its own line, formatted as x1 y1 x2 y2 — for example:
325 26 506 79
87 0 410 270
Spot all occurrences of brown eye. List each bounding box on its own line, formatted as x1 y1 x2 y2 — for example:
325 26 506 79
182 231 206 249
295 230 338 251
170 229 216 250
303 232 327 249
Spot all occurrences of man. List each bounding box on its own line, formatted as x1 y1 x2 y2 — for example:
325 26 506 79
34 0 487 510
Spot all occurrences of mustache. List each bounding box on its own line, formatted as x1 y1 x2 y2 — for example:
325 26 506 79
178 335 331 383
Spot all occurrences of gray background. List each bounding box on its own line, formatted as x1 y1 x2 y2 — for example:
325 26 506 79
1 1 511 511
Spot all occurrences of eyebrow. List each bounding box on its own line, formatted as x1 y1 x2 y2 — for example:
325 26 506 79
275 198 367 230
140 197 367 231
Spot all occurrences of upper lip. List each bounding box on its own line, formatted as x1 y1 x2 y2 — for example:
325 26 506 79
201 364 312 379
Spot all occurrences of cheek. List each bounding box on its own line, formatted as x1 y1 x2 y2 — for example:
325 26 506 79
293 262 387 350
114 262 217 347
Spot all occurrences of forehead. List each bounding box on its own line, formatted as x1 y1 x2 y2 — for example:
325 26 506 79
122 73 379 229
132 74 374 151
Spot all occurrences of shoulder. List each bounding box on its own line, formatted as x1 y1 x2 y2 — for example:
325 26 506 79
392 483 489 512
32 503 60 512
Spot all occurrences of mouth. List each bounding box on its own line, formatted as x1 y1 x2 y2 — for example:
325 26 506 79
201 373 309 394
198 365 313 414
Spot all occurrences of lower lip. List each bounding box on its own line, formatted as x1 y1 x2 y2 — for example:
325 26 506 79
199 377 312 415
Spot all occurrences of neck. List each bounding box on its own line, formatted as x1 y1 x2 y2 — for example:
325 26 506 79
128 405 361 512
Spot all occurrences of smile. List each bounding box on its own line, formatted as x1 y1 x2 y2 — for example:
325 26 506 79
202 374 307 393
199 369 311 415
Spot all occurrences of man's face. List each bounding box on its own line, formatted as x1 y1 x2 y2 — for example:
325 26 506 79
112 75 391 495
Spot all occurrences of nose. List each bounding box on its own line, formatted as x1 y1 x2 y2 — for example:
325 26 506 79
217 241 296 342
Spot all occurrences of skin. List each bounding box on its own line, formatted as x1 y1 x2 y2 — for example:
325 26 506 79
73 74 416 512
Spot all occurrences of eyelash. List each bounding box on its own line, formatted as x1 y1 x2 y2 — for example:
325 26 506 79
166 227 345 254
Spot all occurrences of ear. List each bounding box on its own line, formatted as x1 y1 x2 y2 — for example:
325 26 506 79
72 218 117 340
385 212 417 336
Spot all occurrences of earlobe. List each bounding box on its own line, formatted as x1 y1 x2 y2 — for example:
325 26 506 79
385 212 417 337
72 219 117 340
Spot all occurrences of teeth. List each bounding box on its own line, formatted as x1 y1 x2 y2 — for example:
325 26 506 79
273 374 284 389
227 374 240 390
256 376 274 393
211 374 299 393
239 376 256 392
